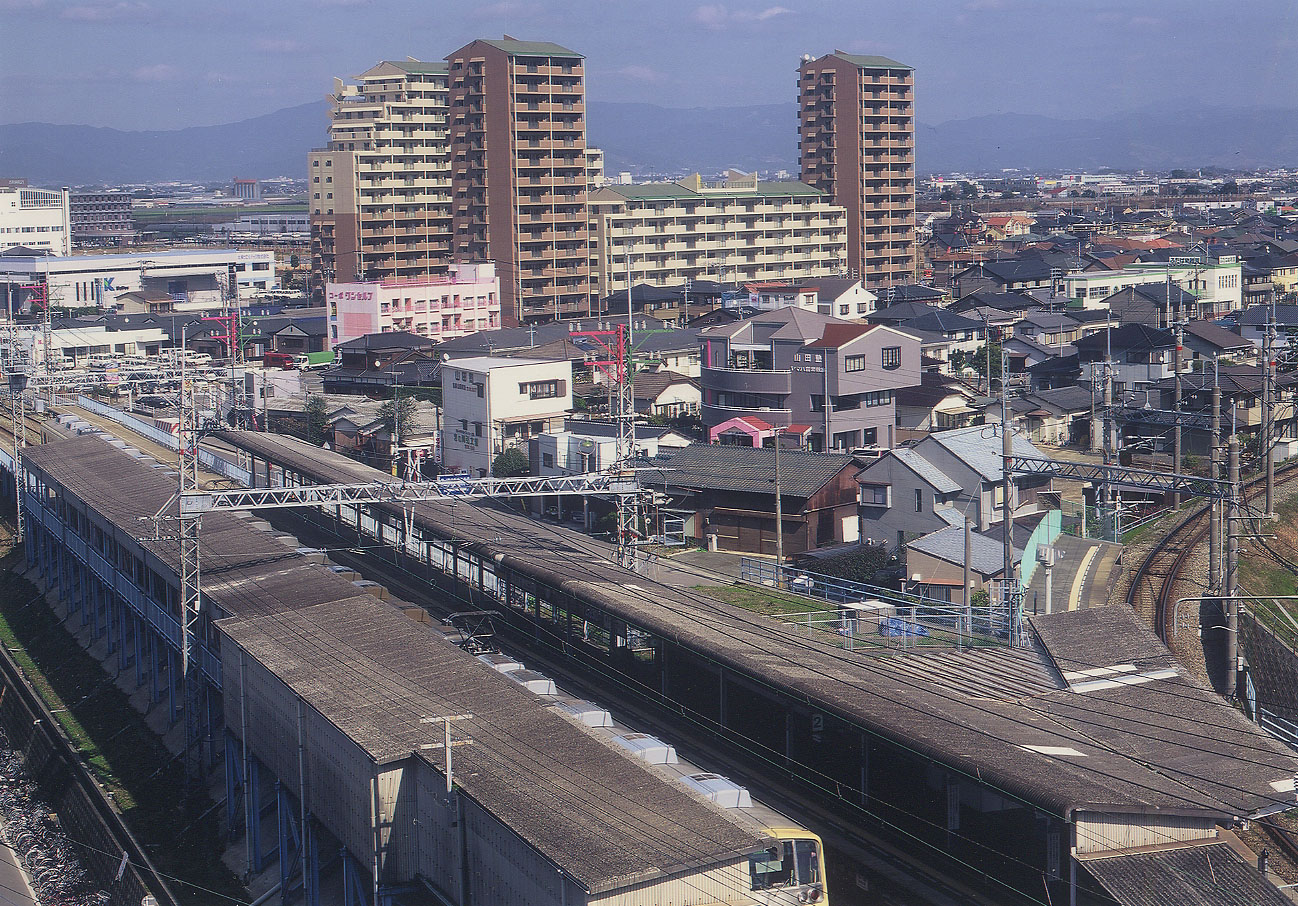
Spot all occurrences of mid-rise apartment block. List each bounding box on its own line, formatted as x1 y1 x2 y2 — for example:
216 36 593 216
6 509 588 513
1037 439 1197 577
308 60 453 295
798 52 916 288
327 262 501 347
446 38 595 324
0 179 70 256
69 191 134 246
588 171 848 297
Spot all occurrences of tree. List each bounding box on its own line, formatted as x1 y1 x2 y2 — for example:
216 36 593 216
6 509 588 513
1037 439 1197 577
378 391 418 444
960 181 977 198
492 446 530 477
967 341 1003 382
289 253 300 269
1221 180 1239 196
305 395 329 446
812 545 893 585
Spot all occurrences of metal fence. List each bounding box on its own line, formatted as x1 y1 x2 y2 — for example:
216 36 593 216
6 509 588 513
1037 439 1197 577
76 396 252 484
738 558 1009 648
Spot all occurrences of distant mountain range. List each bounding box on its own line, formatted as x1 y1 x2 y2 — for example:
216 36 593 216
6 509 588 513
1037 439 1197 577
5 100 1298 186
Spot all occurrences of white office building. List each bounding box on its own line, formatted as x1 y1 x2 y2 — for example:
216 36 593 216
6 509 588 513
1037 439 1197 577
0 182 71 257
0 248 277 313
440 356 572 478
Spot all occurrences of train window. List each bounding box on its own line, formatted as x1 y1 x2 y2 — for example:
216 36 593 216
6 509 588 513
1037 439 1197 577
749 842 794 889
794 839 820 885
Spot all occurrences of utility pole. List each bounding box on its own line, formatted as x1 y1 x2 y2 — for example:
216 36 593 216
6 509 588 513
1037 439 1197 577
1209 370 1222 594
999 346 1023 646
1226 436 1240 700
773 427 784 578
1171 281 1183 508
1263 305 1276 517
963 517 972 646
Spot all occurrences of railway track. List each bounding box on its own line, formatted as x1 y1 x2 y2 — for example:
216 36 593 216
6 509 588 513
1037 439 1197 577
1125 460 1298 645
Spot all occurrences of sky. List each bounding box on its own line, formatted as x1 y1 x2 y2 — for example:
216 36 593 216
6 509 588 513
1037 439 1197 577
2 0 1297 130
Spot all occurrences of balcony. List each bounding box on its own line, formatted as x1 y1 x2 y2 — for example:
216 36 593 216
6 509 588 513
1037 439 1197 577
702 403 793 427
701 364 792 395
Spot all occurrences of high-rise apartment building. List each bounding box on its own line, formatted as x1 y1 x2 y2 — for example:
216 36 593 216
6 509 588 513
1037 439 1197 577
446 38 595 324
308 60 453 297
798 52 916 288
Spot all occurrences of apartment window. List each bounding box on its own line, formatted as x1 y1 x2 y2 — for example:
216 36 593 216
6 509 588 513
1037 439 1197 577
520 379 562 400
542 452 554 467
914 488 923 513
844 354 866 373
861 484 889 507
881 346 901 370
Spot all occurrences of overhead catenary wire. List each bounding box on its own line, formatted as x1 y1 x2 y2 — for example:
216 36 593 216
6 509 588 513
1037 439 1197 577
25 433 1292 898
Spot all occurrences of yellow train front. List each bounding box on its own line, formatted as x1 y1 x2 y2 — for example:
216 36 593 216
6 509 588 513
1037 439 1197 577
746 826 829 904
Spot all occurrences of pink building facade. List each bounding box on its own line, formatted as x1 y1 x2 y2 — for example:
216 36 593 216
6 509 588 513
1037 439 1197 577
326 262 500 347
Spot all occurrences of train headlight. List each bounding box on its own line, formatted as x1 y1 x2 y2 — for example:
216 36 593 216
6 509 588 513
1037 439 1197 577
798 884 823 903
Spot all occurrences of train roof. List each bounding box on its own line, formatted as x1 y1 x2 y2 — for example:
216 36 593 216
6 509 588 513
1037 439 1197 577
218 430 1298 825
20 435 763 894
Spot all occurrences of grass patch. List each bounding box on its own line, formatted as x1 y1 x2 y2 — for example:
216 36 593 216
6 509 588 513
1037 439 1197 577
1240 493 1298 647
0 536 245 905
695 582 822 617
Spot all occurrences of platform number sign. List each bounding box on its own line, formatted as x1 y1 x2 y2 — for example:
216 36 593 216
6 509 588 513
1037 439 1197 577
811 713 824 744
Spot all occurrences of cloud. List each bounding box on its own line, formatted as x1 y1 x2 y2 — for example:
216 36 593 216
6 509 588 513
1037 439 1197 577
255 38 305 53
60 0 150 20
691 4 791 28
615 65 669 84
131 63 179 82
470 0 543 17
0 0 46 10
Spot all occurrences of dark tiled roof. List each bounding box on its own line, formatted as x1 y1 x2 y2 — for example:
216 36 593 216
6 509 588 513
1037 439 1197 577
1074 324 1173 354
644 445 856 498
334 330 434 352
1181 321 1251 350
1083 843 1292 906
898 310 983 335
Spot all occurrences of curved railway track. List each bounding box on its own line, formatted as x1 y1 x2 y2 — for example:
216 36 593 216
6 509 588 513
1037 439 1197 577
1125 460 1298 644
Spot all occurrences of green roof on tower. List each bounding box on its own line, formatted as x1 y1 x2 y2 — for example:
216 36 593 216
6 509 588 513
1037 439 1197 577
829 52 912 70
478 37 584 59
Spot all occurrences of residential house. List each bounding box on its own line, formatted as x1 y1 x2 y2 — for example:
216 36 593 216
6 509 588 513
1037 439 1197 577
1238 304 1298 351
856 424 1050 557
1142 366 1298 457
642 445 864 556
321 331 439 395
1074 325 1184 393
951 256 1061 296
894 372 978 435
1103 283 1204 328
698 307 921 451
1181 321 1256 365
905 524 1017 603
632 370 700 418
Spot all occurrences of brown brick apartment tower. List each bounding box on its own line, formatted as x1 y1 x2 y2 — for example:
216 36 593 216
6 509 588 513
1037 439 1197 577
446 37 596 324
308 60 453 297
798 52 916 288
